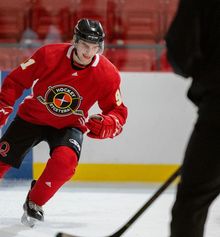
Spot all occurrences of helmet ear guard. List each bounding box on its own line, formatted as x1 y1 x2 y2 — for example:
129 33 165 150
73 18 105 54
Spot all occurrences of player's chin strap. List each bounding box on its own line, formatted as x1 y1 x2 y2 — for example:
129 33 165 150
72 48 86 68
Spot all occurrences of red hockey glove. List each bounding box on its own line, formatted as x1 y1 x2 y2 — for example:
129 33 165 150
0 103 13 127
86 114 122 139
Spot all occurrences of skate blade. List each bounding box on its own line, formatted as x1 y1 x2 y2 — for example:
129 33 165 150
21 211 37 228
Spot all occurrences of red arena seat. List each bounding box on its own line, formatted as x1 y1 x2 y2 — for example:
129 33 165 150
104 47 156 72
31 0 75 41
0 1 28 42
113 0 162 45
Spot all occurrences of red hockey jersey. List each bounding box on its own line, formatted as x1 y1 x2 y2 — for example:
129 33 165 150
0 43 127 133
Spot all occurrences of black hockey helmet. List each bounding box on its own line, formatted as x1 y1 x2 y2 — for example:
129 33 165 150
73 18 105 53
74 18 105 43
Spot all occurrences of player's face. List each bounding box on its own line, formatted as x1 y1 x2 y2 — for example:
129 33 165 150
74 40 100 65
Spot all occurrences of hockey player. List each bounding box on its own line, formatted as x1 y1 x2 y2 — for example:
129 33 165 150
0 18 128 227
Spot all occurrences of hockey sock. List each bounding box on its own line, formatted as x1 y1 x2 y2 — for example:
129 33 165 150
0 161 11 178
29 146 78 206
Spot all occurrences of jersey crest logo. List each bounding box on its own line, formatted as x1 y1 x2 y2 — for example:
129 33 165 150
37 85 84 117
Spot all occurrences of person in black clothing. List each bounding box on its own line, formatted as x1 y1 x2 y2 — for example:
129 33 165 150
165 0 220 236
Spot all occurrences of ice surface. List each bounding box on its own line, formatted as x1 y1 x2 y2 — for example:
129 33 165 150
0 181 219 237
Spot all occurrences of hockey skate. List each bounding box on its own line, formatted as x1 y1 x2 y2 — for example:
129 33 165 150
21 180 44 228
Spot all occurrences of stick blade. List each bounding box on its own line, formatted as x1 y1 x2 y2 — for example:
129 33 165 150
56 232 81 237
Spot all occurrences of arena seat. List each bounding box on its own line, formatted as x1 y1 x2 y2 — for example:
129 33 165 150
0 47 28 70
0 48 12 70
165 0 179 30
0 1 28 42
114 0 162 44
31 0 75 41
104 47 156 72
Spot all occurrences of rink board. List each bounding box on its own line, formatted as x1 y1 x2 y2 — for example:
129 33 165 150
33 163 180 182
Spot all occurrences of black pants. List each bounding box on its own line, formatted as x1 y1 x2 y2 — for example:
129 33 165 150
170 119 220 237
0 116 83 168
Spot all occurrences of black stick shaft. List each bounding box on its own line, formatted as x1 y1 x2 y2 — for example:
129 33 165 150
107 167 181 237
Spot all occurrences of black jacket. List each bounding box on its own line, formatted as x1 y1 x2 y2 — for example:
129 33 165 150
166 0 220 107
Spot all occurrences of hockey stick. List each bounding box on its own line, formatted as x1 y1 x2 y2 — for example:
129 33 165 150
56 167 181 237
